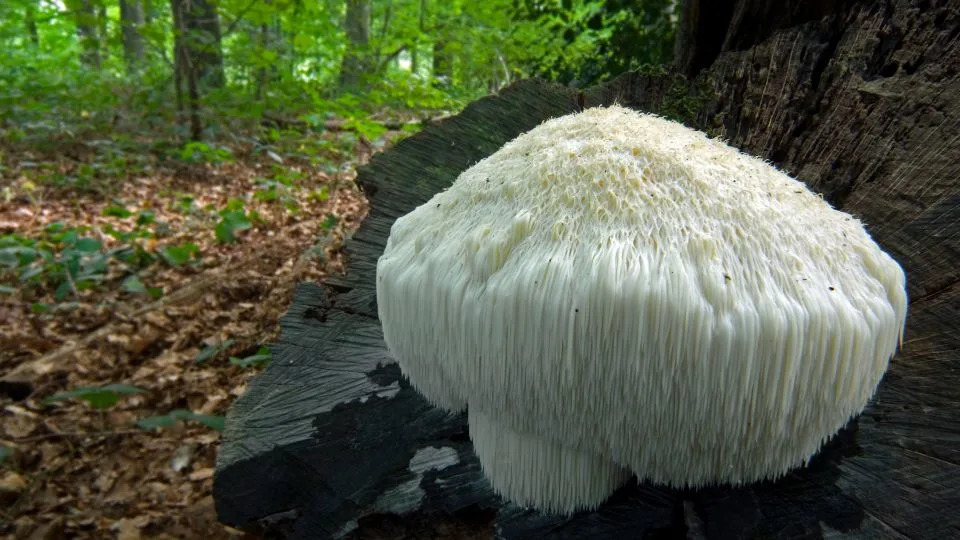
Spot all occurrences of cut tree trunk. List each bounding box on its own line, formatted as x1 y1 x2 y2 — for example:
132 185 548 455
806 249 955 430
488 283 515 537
214 0 960 537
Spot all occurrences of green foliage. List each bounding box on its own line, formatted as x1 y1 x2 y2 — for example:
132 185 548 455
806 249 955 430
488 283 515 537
0 225 110 300
120 274 162 298
137 409 225 431
45 384 146 409
229 346 272 368
178 142 234 164
214 198 256 243
321 213 339 231
0 213 171 300
159 243 200 266
0 0 677 151
194 338 235 364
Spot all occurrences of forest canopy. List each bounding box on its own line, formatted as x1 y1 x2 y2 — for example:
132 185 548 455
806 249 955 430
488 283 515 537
0 0 677 143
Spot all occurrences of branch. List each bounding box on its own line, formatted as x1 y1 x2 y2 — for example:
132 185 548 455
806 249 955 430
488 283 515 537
377 44 407 72
222 0 261 37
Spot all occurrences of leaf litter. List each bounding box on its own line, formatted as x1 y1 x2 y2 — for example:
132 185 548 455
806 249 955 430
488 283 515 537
0 130 389 537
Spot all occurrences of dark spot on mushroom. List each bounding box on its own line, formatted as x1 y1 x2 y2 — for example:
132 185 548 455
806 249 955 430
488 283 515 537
829 287 836 291
724 274 731 281
575 309 579 313
436 203 440 208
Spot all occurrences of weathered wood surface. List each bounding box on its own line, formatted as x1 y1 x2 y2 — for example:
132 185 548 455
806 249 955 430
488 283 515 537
215 1 960 537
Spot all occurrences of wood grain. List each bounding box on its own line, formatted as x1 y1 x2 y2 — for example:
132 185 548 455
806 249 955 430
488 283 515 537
215 1 960 537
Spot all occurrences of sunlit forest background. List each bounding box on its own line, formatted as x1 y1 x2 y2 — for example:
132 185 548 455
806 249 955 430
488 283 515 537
0 1 676 536
2 0 676 145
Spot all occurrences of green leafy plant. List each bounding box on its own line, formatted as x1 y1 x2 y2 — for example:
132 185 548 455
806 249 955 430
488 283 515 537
215 199 255 243
170 195 197 215
121 274 163 298
159 243 201 267
178 141 233 164
229 346 272 368
137 410 225 431
0 225 108 300
45 384 146 409
103 203 134 218
1 217 163 300
194 338 235 364
321 214 339 231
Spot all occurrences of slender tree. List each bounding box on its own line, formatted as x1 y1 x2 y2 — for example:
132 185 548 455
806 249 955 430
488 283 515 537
339 0 370 89
68 0 102 68
171 0 225 89
25 2 39 46
410 0 426 75
119 0 146 71
432 40 451 86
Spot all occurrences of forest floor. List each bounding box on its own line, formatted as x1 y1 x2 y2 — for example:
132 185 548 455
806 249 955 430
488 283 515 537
0 124 404 538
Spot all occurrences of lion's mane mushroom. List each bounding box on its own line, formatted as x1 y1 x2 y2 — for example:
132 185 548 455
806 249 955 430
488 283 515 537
375 105 908 514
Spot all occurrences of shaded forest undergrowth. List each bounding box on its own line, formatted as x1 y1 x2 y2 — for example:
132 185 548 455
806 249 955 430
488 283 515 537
0 121 409 537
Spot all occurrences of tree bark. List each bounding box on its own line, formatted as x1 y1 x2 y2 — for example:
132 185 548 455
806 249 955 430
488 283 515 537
215 1 960 537
170 0 205 140
339 0 371 89
673 0 851 77
25 3 39 46
432 39 452 86
171 0 225 90
410 0 426 75
69 0 102 68
120 0 146 71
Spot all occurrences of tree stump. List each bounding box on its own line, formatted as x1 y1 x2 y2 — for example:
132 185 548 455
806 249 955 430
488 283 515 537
214 1 960 537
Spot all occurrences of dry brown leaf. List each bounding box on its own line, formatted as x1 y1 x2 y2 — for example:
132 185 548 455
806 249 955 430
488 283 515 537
0 471 28 506
187 468 214 482
111 518 142 540
0 136 373 537
2 405 40 438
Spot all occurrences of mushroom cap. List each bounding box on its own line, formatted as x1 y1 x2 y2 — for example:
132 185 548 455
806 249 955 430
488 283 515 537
376 106 907 504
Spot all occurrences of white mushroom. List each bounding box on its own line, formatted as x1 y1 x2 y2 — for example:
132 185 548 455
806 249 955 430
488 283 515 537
375 105 908 514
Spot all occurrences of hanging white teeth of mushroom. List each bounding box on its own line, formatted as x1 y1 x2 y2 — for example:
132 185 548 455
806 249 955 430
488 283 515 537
376 105 908 514
469 410 632 515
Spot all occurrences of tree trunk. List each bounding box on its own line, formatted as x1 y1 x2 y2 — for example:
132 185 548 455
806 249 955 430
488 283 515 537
69 0 102 68
171 0 225 90
254 22 269 100
25 3 39 46
432 39 452 86
339 0 371 90
253 3 285 101
215 1 960 537
673 0 850 77
410 0 426 75
143 0 160 22
170 0 205 140
120 0 146 71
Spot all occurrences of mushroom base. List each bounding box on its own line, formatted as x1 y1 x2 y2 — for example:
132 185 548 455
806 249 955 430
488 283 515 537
468 410 632 514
